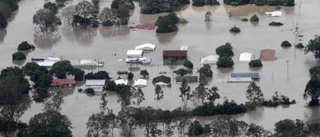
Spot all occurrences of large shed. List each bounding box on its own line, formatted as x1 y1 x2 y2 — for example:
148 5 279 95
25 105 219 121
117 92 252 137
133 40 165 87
176 76 198 83
85 79 106 92
163 50 187 60
127 50 143 58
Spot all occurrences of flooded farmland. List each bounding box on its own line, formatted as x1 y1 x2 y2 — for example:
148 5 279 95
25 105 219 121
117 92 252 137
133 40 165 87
1 0 320 136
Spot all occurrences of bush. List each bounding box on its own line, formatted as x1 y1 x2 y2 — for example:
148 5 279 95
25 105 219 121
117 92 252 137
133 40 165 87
127 72 134 80
229 26 240 33
17 41 35 51
262 92 296 107
188 121 204 136
241 18 248 22
249 59 263 67
12 51 26 60
84 88 95 95
269 21 283 26
250 14 259 22
295 43 304 49
281 40 292 47
217 56 234 68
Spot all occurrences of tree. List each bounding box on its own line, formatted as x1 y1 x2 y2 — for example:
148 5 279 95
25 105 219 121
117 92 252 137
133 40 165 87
207 86 220 103
305 36 320 59
215 42 234 57
0 12 8 29
249 59 263 67
25 110 72 137
115 5 130 25
229 26 241 33
12 51 26 61
154 85 164 108
246 82 264 107
156 13 179 33
192 80 209 105
140 70 149 78
250 14 259 22
304 76 320 106
44 2 59 14
281 40 292 47
205 11 212 21
49 61 74 79
43 92 64 112
198 64 213 77
86 111 117 137
274 119 307 137
71 68 84 81
188 120 204 136
0 76 31 136
127 72 134 80
98 7 114 26
309 66 320 77
85 71 110 80
217 56 234 68
179 79 192 109
174 68 189 76
183 60 193 69
117 107 138 137
33 9 60 33
17 41 35 51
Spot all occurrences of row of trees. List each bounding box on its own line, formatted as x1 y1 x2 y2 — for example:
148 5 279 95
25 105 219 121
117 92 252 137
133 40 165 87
139 0 189 14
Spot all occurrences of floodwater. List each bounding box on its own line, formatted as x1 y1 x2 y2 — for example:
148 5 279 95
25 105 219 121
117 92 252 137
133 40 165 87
1 0 320 136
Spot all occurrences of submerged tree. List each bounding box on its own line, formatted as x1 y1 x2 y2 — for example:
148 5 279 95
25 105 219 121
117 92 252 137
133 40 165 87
205 11 212 21
154 85 164 108
246 82 264 108
304 76 320 106
33 8 60 33
0 76 31 136
179 79 192 110
25 110 72 137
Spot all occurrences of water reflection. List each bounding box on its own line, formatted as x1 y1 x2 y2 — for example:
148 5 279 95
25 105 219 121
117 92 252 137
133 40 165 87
33 33 61 50
156 31 177 44
191 5 219 13
0 29 7 43
12 60 26 66
62 26 97 46
99 25 130 38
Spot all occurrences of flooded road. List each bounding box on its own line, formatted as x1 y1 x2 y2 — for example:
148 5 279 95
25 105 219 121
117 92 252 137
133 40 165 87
1 0 320 136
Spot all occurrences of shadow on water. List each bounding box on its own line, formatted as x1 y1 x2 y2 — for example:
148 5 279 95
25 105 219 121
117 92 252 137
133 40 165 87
33 33 61 50
0 29 7 43
12 60 26 66
62 26 97 46
99 25 130 38
156 31 178 44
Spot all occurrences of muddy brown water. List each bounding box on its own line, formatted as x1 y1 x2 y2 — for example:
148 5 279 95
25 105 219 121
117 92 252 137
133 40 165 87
1 0 320 136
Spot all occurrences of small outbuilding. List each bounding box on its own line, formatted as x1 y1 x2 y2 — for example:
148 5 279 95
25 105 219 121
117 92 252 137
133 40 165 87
152 75 171 86
227 72 260 83
260 49 277 61
265 11 282 17
163 50 187 60
127 50 143 58
133 79 148 87
201 55 219 64
176 76 198 83
85 79 106 92
115 79 128 85
239 52 254 62
135 43 156 51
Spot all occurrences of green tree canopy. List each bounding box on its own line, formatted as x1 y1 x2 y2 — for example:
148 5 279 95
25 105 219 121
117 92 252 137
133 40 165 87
305 36 320 59
217 56 234 68
49 61 73 79
25 110 72 137
215 42 234 57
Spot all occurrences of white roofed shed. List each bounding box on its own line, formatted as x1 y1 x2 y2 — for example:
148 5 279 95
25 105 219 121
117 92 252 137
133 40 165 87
127 50 143 58
135 43 156 51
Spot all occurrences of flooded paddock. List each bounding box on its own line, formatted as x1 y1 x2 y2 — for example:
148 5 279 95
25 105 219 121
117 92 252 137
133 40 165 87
1 0 320 136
